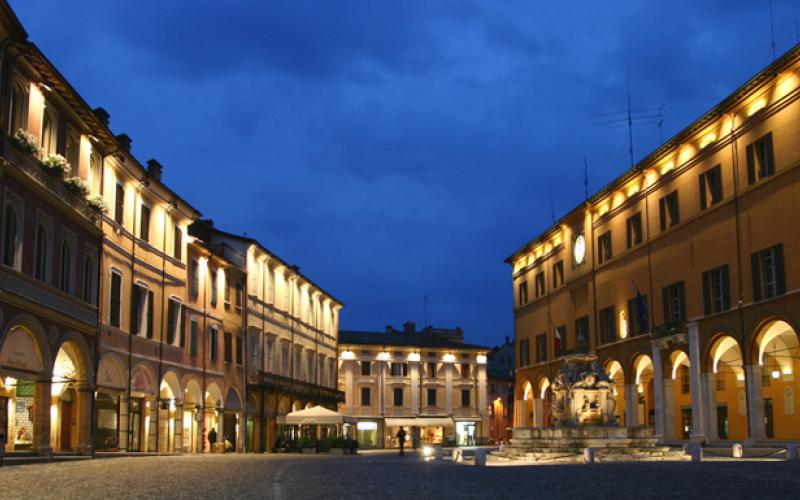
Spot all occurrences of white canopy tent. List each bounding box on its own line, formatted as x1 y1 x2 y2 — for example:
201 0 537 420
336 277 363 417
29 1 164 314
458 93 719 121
280 405 357 426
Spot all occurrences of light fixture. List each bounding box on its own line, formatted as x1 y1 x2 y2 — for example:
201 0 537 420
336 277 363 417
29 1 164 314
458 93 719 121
422 445 433 457
771 369 780 380
39 82 53 92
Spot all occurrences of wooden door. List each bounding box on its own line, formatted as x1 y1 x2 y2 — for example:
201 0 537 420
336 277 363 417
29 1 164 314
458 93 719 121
60 400 73 450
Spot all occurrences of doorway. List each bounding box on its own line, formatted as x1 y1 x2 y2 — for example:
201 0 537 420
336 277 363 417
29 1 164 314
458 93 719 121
717 404 728 440
129 398 143 451
60 389 75 451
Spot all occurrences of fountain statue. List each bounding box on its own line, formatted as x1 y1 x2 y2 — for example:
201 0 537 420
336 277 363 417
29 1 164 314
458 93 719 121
550 353 616 427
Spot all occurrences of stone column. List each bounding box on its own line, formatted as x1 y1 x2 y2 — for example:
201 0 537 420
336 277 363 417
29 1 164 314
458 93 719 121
703 373 718 441
174 403 184 452
745 364 766 443
75 384 94 455
119 397 129 451
651 342 666 441
33 380 53 457
625 384 638 428
687 322 707 443
662 379 675 441
410 361 420 414
533 398 543 428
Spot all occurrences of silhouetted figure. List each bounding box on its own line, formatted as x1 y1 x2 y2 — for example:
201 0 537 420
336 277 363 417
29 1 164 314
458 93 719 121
412 428 420 453
396 428 407 456
208 428 217 450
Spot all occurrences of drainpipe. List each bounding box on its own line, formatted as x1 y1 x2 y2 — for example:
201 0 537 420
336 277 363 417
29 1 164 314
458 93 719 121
154 200 171 453
200 247 208 452
126 179 142 451
241 262 248 453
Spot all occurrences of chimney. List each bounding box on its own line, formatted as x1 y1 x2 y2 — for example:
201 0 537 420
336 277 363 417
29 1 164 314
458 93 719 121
403 321 415 334
116 133 132 152
147 159 163 182
385 325 394 334
93 107 110 127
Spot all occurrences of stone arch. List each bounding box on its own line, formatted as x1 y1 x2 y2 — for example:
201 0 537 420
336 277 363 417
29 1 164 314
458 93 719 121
96 352 126 391
746 314 800 365
707 334 747 440
630 354 655 427
52 332 94 386
160 369 182 403
225 387 242 411
205 382 223 409
277 395 292 415
130 362 156 397
516 375 533 398
183 378 203 407
0 314 51 376
604 360 626 426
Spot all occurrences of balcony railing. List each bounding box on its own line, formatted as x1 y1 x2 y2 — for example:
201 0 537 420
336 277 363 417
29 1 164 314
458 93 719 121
249 370 344 404
3 136 98 223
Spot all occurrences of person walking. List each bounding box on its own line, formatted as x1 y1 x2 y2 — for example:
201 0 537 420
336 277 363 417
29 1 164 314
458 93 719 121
208 427 217 452
411 428 420 454
396 428 407 456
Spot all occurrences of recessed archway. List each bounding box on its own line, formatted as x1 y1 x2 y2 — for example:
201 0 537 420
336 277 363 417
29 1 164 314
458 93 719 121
631 354 654 427
667 350 692 440
754 319 800 440
605 360 625 426
708 335 747 440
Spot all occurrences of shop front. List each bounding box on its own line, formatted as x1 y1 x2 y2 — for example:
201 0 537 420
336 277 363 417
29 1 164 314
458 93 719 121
384 417 454 448
356 420 379 448
455 419 481 446
95 354 126 451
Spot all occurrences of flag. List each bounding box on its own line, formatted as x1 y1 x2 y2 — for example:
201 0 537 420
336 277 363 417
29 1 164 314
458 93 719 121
554 326 563 355
630 278 648 332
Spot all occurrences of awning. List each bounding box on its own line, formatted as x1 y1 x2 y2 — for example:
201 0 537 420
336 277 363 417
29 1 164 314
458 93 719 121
385 417 454 427
282 405 357 425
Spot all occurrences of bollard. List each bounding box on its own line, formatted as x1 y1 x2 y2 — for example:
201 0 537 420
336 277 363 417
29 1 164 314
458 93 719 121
732 443 743 459
682 443 693 455
475 448 487 467
434 445 443 460
583 447 595 464
788 444 798 460
690 444 703 462
452 448 462 462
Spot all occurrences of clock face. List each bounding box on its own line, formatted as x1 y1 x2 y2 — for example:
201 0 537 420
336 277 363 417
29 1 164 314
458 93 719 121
573 234 586 265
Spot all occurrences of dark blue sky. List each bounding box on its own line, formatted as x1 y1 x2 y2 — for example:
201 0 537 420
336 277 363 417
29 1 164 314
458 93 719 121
13 1 800 347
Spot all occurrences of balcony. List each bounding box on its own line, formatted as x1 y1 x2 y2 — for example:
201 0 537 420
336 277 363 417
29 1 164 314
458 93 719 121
3 136 98 223
652 322 688 350
248 370 344 404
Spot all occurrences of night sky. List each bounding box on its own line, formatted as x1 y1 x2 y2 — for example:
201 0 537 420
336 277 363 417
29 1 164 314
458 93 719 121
12 1 800 347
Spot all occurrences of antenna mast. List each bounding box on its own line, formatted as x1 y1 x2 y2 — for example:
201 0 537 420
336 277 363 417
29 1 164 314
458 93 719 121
423 295 428 328
770 0 777 60
583 158 589 201
626 68 634 167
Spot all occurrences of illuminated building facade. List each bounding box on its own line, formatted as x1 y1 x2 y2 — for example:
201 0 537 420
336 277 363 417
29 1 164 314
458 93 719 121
338 323 489 448
509 45 800 444
191 221 343 453
487 338 514 442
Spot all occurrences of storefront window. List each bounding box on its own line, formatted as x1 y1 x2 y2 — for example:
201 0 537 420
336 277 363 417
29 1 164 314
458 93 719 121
456 421 477 446
95 392 120 450
356 421 378 448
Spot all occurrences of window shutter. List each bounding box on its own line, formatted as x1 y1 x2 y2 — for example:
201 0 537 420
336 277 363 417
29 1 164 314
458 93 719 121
130 286 139 335
662 286 670 325
699 174 707 210
678 283 686 321
659 198 667 230
774 244 786 295
167 301 175 344
721 264 731 310
751 252 762 301
146 291 154 338
180 305 186 347
746 143 756 184
702 271 711 316
765 133 775 176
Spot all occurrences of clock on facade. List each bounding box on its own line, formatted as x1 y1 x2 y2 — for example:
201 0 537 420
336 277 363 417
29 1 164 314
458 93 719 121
573 234 586 265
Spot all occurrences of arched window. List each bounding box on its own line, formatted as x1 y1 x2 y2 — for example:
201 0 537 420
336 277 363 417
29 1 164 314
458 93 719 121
41 108 56 156
3 205 17 267
89 153 101 194
65 133 79 175
82 255 94 303
59 241 71 292
9 81 27 133
34 224 47 280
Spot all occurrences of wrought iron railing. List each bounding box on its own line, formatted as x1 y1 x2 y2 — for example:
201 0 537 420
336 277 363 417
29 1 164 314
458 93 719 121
251 370 344 404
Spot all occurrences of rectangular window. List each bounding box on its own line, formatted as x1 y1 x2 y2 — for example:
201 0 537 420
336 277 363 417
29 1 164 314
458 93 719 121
173 225 182 260
210 327 218 361
114 183 124 225
361 361 371 376
535 333 547 363
394 388 403 407
699 165 723 209
599 305 616 344
224 332 233 363
535 272 545 297
139 204 151 242
427 361 436 378
110 271 122 328
554 325 567 357
190 259 199 298
702 265 731 315
575 315 590 349
210 268 218 307
598 231 612 264
627 294 649 336
519 338 530 367
224 272 231 305
281 343 289 376
518 281 528 305
662 281 686 325
166 298 182 345
189 321 198 356
746 132 775 184
461 389 471 407
235 281 243 309
626 212 643 249
659 190 680 230
265 337 275 372
552 260 564 288
751 244 786 301
236 335 243 365
361 387 371 407
427 388 437 407
461 363 470 379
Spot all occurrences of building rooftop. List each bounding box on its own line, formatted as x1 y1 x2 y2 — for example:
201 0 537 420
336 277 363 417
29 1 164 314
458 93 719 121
340 322 489 351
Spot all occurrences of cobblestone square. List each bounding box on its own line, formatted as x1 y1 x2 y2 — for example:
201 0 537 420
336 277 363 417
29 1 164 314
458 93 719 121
1 454 799 499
